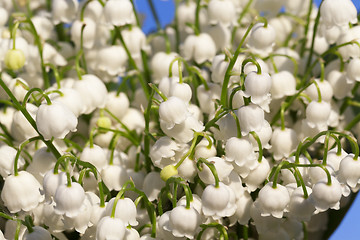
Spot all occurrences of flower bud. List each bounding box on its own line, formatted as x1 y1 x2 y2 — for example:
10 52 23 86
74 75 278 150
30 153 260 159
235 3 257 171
160 165 179 182
4 49 25 70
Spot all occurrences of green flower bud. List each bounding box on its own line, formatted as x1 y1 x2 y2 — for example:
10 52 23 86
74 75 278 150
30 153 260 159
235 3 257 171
96 116 112 132
160 165 178 182
4 49 25 70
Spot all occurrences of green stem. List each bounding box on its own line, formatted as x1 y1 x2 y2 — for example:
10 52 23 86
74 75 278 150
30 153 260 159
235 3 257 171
293 167 309 198
230 111 241 138
14 136 41 176
249 131 263 162
194 0 201 35
221 22 255 107
147 0 161 30
0 77 61 159
197 158 220 188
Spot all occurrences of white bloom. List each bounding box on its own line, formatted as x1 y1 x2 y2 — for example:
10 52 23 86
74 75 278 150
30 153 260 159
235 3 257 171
159 96 189 130
36 102 77 140
163 206 201 239
197 157 233 185
52 0 78 24
305 100 331 129
207 0 236 26
142 172 165 201
229 190 253 225
270 128 298 161
53 182 86 218
201 182 236 219
105 92 130 120
121 26 150 58
151 52 180 83
23 226 52 240
237 104 265 135
1 171 44 213
337 26 360 60
103 0 135 27
43 170 67 203
287 187 315 221
225 137 257 168
80 145 107 171
328 70 355 99
243 71 272 112
159 77 192 103
255 182 290 218
310 176 342 212
347 58 360 82
241 157 271 191
320 0 357 29
70 18 97 49
96 216 126 240
338 154 360 189
101 165 129 191
247 23 276 57
105 198 138 226
26 147 57 182
270 71 296 99
197 83 221 114
72 74 108 114
0 145 25 178
182 33 217 64
48 88 84 117
305 79 333 102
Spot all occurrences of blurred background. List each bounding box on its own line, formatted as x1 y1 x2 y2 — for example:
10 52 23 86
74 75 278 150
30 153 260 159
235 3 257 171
133 0 360 239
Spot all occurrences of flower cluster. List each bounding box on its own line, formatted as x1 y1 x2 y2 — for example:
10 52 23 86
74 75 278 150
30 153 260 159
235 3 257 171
0 0 359 239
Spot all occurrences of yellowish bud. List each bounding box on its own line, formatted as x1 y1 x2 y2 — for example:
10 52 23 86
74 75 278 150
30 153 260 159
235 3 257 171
4 49 25 70
160 165 178 182
96 116 112 131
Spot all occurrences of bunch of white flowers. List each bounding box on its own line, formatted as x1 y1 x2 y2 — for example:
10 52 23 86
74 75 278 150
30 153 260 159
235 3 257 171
0 0 359 239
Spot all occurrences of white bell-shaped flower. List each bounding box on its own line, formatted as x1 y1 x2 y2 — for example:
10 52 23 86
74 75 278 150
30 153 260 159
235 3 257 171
197 83 221 114
0 145 25 178
305 100 331 129
80 144 107 171
105 197 138 226
121 26 150 58
194 138 217 160
305 79 333 102
310 176 342 212
151 52 180 83
159 77 192 103
270 128 298 161
150 136 186 168
326 148 348 172
11 103 38 142
254 182 290 218
328 70 354 99
320 0 357 30
247 23 276 57
337 26 360 60
338 154 360 189
142 172 165 201
27 147 57 182
237 104 265 135
197 157 233 185
103 0 135 27
72 74 107 114
53 182 86 218
159 96 189 130
105 91 129 120
201 182 237 219
182 33 217 64
287 186 315 221
48 88 84 117
43 170 67 203
270 71 296 99
176 1 207 32
163 206 201 239
160 114 204 143
96 216 126 240
243 71 272 112
347 58 360 82
101 165 129 191
97 45 128 76
23 226 52 240
52 0 78 24
241 157 271 191
271 48 300 73
207 0 236 26
245 120 273 150
229 190 253 226
1 171 44 213
71 18 97 49
36 101 77 140
225 137 257 168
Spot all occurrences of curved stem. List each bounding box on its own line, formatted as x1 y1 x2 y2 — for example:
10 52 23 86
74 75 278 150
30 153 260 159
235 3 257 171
197 158 220 188
249 131 263 162
221 22 255 107
14 136 41 176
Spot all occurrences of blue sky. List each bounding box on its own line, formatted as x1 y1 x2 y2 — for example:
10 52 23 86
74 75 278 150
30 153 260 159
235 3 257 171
133 0 360 239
